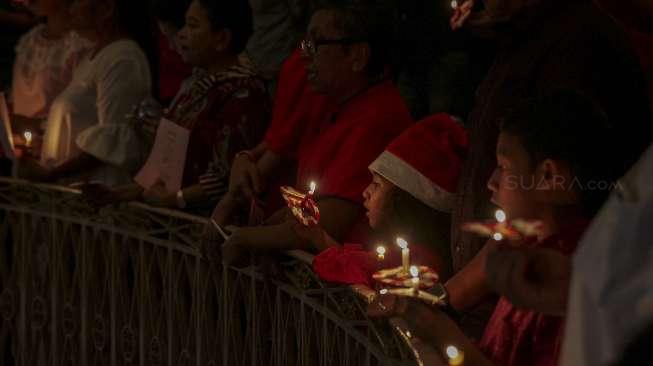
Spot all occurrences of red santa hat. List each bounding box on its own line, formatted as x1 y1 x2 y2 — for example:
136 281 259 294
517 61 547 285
368 113 468 213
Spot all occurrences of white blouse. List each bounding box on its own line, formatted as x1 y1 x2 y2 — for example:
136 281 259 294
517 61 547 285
11 24 91 118
41 40 152 186
561 143 653 366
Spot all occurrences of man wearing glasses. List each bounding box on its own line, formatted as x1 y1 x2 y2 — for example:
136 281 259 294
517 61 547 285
212 3 413 264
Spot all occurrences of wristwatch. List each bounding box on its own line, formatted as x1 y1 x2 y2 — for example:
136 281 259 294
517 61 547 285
176 189 187 209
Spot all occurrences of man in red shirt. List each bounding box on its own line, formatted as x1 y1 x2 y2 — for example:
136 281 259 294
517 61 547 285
211 3 413 263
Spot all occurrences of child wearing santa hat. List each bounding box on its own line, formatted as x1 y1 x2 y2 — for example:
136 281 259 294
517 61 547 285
297 113 468 286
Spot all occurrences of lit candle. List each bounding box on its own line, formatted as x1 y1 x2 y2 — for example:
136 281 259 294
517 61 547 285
379 288 388 295
493 209 506 242
409 265 420 293
376 245 386 261
396 237 409 273
309 181 317 196
23 130 32 148
445 345 465 366
451 0 458 9
495 209 507 223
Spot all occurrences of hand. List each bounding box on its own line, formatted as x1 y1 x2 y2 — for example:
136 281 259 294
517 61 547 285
290 221 339 251
367 294 409 318
450 0 474 30
135 97 164 139
228 153 263 202
17 157 54 182
485 246 571 315
142 181 176 208
200 221 228 263
221 226 251 266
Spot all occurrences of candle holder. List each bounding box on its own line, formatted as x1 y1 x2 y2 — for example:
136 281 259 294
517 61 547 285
280 183 320 226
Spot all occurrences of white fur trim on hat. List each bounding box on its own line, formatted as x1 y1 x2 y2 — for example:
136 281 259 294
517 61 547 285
369 151 455 213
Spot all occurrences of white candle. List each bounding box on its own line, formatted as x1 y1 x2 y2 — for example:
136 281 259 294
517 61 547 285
495 209 506 223
376 245 386 261
445 345 465 366
409 265 419 293
396 237 409 272
309 181 317 195
23 130 32 147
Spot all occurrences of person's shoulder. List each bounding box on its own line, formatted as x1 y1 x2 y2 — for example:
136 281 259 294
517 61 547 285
96 40 147 63
15 23 46 52
359 81 412 125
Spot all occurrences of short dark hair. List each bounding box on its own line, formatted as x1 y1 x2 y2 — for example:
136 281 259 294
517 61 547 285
198 0 253 54
500 89 617 217
151 0 192 29
316 1 392 78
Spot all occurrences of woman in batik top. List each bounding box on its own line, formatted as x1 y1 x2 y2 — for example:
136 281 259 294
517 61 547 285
85 0 269 212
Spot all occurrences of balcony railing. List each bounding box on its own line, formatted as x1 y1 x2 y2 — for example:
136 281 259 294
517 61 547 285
0 178 438 365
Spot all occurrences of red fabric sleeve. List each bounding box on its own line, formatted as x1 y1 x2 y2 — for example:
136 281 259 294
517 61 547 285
312 244 377 287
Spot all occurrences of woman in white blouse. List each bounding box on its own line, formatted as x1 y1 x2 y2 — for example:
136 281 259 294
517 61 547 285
20 0 154 186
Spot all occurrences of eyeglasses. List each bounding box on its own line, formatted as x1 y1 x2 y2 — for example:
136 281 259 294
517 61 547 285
300 37 364 56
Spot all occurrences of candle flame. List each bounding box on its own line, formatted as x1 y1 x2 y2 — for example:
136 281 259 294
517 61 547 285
495 209 507 223
493 232 503 241
409 265 419 278
451 0 458 8
446 345 460 359
24 130 32 143
376 246 386 255
379 288 388 295
396 237 408 250
309 181 317 195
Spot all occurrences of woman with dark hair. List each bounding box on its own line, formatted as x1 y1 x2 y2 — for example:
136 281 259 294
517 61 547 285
85 0 269 212
19 0 155 186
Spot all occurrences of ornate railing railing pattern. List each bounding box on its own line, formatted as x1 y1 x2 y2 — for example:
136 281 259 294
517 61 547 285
0 178 422 365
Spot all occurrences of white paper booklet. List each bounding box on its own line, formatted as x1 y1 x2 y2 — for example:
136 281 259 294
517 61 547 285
134 118 190 193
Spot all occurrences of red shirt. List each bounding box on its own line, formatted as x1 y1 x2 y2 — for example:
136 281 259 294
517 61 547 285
296 80 412 204
296 80 412 242
479 220 589 366
263 49 334 159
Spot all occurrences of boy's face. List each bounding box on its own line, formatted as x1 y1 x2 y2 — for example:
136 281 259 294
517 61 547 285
363 173 395 229
487 132 542 220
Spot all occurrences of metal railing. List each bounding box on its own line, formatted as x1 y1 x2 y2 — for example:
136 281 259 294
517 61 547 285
0 178 429 365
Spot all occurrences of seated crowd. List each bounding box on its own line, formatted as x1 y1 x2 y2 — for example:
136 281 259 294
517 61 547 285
1 0 652 365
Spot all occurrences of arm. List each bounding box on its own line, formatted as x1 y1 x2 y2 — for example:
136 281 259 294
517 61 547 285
211 147 283 225
368 295 495 366
485 246 570 316
445 240 495 312
222 197 362 264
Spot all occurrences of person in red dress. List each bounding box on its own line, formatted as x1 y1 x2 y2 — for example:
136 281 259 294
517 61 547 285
214 3 413 264
366 90 620 366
